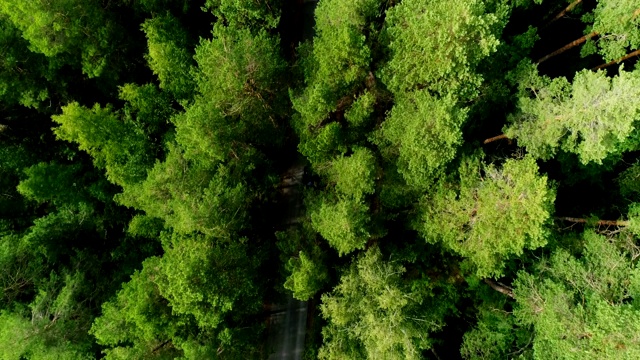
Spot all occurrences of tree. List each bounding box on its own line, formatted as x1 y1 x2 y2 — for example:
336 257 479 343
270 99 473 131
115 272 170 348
419 156 555 277
310 195 371 256
204 0 281 30
583 0 640 62
91 256 188 360
505 65 640 164
319 246 457 359
0 0 120 77
307 147 380 255
154 233 261 330
276 223 330 301
174 25 287 163
142 14 196 101
459 283 531 360
92 233 263 360
117 148 250 237
290 0 384 165
325 147 377 200
512 230 640 359
17 162 92 207
0 16 56 108
379 0 504 99
52 102 155 188
376 91 467 190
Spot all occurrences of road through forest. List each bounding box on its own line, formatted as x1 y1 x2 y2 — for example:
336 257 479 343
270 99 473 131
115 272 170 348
266 164 308 360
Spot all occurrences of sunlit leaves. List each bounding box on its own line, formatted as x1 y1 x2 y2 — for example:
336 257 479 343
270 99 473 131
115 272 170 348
506 66 640 164
420 156 555 277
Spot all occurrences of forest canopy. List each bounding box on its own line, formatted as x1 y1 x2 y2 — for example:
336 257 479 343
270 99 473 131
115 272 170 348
1 0 640 359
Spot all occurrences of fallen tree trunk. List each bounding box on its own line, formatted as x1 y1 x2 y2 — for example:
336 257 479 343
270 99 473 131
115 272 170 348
544 0 583 28
484 278 514 298
537 31 598 64
556 217 630 227
483 133 509 144
592 49 640 70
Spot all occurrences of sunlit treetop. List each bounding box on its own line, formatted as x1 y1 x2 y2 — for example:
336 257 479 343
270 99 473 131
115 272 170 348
204 0 281 29
419 155 555 278
319 246 457 360
142 14 196 102
376 91 467 191
0 0 119 77
513 230 640 359
505 64 640 164
380 0 504 99
291 0 384 130
583 0 640 61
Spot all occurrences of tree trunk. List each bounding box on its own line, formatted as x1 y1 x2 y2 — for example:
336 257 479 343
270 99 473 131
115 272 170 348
536 31 598 64
484 279 514 298
592 49 640 70
545 0 583 27
556 217 630 227
152 340 171 353
483 133 509 144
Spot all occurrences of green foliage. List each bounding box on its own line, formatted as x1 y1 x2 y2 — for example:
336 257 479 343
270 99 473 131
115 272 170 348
91 257 186 359
0 0 118 77
514 230 640 359
118 83 175 139
420 156 555 277
625 203 640 236
142 14 196 101
326 147 377 200
17 162 90 207
297 122 347 165
0 16 55 107
377 91 467 190
204 0 281 29
4 0 640 357
284 250 329 301
506 66 640 164
277 224 330 301
460 297 527 359
53 102 154 187
0 311 94 360
156 233 261 329
319 247 457 359
380 0 503 99
291 0 383 164
310 195 371 256
618 162 640 200
344 90 376 128
584 0 640 61
0 267 99 360
0 233 44 306
175 25 286 162
118 148 249 237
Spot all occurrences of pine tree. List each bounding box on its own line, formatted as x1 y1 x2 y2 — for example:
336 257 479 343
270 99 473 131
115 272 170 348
419 156 555 277
513 230 640 359
319 247 457 359
505 65 640 164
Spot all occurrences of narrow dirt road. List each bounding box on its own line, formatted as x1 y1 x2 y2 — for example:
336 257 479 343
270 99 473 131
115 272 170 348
266 163 308 360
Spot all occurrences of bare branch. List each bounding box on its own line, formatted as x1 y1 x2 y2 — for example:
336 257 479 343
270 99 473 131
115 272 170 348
537 31 598 64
